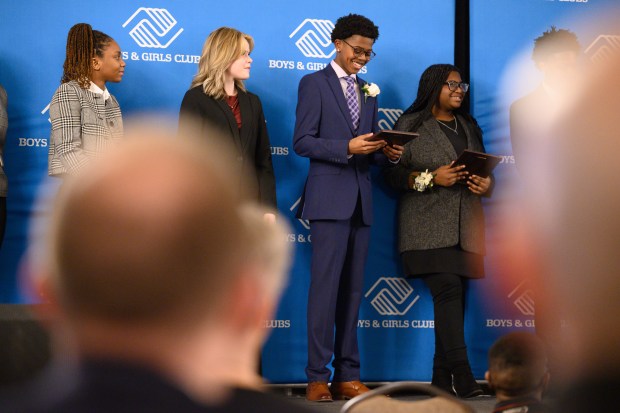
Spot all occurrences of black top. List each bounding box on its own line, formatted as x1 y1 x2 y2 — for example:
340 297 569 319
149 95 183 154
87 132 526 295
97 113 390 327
401 116 484 279
436 117 467 156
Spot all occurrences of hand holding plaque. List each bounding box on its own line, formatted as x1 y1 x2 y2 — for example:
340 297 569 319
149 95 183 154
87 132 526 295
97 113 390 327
369 130 419 146
453 150 501 178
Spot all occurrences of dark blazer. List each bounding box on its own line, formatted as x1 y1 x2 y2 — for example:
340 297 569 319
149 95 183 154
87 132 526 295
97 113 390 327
293 65 382 225
179 86 276 207
384 112 487 255
16 360 316 413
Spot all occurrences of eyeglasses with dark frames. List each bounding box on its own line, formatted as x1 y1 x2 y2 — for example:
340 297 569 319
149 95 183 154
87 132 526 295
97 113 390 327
444 81 469 92
340 39 376 60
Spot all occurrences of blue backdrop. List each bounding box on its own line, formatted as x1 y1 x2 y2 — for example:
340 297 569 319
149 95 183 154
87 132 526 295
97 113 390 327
1 0 617 384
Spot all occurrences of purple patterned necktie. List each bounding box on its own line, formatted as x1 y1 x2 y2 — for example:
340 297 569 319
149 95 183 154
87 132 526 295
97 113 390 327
345 76 360 130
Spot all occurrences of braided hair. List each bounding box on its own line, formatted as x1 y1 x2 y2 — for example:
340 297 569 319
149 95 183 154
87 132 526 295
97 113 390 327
61 23 113 89
398 64 473 133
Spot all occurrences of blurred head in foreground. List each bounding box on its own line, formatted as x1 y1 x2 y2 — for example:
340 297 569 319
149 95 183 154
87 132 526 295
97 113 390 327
538 47 620 375
486 332 549 401
503 45 620 382
34 121 290 399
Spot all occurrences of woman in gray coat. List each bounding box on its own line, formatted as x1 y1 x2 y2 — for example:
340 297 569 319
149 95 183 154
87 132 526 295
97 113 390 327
384 64 492 398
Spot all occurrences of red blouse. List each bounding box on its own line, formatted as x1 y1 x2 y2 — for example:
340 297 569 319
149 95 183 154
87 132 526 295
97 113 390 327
225 95 242 129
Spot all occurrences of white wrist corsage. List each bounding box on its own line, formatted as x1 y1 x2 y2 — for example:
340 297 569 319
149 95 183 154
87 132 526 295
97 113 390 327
361 82 380 102
413 169 434 192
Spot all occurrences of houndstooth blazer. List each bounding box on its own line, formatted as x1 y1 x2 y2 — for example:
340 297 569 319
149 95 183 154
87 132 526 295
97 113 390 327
48 80 123 177
384 112 488 255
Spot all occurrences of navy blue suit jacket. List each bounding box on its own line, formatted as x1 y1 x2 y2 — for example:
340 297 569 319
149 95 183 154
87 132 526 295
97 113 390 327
293 65 382 225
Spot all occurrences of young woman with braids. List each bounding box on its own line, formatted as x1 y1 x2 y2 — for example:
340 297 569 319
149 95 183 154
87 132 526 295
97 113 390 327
48 23 125 177
384 64 492 398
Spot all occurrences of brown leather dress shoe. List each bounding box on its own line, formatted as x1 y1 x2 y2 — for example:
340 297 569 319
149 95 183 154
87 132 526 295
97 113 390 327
306 381 333 402
330 381 370 400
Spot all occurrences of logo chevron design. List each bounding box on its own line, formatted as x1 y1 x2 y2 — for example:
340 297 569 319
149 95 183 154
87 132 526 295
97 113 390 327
365 277 420 316
290 196 310 230
41 103 51 123
122 7 184 49
378 108 404 130
289 19 336 59
508 280 535 316
585 35 620 64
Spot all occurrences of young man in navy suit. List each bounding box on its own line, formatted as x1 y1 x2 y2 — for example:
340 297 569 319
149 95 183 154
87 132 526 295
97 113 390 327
293 14 402 402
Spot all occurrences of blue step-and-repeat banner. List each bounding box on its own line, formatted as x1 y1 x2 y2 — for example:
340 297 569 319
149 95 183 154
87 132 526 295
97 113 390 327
0 0 618 383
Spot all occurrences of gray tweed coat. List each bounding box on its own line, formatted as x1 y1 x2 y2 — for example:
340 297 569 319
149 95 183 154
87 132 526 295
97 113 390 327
384 112 488 255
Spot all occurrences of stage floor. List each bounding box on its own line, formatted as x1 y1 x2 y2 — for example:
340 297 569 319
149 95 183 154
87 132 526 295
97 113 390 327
268 384 498 412
285 393 497 412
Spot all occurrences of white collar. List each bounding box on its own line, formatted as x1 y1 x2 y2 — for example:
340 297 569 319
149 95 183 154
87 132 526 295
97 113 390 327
331 60 357 81
89 82 111 101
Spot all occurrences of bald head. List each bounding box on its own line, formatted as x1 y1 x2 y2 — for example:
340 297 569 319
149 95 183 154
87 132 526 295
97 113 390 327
46 125 262 323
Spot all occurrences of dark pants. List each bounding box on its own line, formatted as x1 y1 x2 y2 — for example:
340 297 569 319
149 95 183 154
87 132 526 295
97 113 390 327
423 272 470 368
306 201 369 383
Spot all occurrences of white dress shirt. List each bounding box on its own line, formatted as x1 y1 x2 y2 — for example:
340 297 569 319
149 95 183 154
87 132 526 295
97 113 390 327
89 82 111 101
330 60 361 109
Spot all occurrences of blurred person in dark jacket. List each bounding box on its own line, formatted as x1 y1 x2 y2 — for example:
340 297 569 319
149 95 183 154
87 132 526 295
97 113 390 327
8 123 315 413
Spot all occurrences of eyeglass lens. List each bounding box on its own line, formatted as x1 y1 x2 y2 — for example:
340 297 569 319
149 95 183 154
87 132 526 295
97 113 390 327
446 81 469 92
341 39 375 59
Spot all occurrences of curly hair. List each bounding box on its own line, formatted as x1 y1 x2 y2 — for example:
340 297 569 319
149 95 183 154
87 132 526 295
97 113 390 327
330 14 379 42
532 26 580 63
61 23 113 89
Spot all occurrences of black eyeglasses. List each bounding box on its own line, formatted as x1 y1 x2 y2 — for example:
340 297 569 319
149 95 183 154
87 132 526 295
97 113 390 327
340 39 376 60
444 81 469 92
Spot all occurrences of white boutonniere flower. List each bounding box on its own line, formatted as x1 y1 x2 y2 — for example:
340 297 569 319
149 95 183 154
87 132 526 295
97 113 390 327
361 82 380 102
413 169 434 192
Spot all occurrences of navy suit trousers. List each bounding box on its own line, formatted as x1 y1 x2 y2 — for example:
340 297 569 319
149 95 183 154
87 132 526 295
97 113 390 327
305 199 370 382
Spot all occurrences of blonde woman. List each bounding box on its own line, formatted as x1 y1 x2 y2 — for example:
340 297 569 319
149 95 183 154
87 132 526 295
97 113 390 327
179 27 276 214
